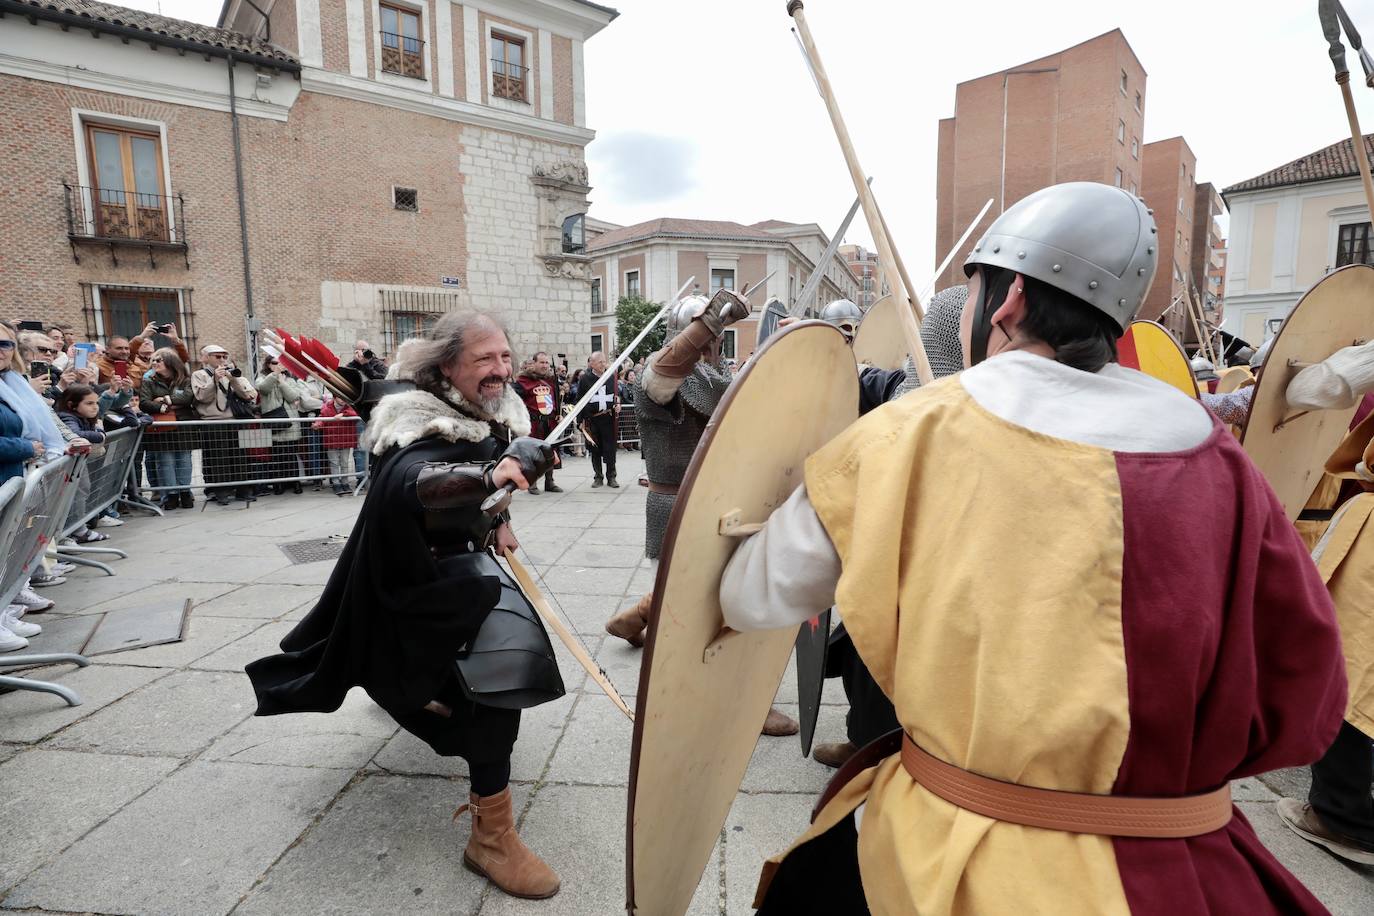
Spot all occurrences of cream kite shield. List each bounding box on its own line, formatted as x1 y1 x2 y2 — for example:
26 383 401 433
1242 264 1374 519
625 322 859 916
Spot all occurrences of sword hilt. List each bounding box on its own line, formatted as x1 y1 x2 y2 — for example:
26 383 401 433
481 482 516 517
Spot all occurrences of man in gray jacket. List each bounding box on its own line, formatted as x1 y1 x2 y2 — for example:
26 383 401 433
192 345 258 505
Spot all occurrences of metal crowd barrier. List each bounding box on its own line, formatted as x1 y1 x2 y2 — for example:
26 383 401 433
56 427 146 576
140 416 366 494
616 403 639 448
0 459 92 706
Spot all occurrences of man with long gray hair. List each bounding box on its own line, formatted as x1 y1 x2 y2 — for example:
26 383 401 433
247 311 567 901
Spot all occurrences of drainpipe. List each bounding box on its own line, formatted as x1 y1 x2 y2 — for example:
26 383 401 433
227 54 259 368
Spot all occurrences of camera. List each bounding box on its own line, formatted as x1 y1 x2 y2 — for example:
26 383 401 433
157 324 174 334
229 367 243 378
362 349 375 360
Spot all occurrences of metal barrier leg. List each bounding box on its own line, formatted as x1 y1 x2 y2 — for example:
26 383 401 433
0 673 85 706
59 544 128 558
119 495 164 517
0 653 90 706
54 552 117 576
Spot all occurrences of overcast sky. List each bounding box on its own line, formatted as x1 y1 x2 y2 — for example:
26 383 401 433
129 0 1374 277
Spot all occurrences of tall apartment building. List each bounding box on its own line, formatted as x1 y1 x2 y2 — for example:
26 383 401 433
585 217 860 360
1191 183 1227 324
935 30 1148 290
0 0 616 364
838 243 888 308
1138 137 1197 337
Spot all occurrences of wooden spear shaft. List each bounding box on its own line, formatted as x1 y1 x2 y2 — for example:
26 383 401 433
1337 71 1374 221
788 1 934 384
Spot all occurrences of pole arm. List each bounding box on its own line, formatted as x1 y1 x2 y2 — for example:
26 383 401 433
787 1 934 384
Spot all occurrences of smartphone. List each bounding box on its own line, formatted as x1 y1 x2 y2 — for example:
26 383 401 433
73 343 95 370
17 320 44 332
29 360 50 380
157 324 174 334
113 359 129 379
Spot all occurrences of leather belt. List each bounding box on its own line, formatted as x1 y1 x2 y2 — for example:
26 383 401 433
647 481 679 496
900 734 1232 838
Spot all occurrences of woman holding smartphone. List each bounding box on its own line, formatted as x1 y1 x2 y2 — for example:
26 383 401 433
139 348 196 509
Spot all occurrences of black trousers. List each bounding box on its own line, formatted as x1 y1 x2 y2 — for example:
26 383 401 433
381 675 520 796
829 631 900 747
586 414 617 479
756 812 868 915
1310 721 1374 844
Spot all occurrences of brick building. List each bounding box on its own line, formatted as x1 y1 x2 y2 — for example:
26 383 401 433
838 243 888 308
1191 182 1226 323
1138 137 1197 335
0 0 616 365
935 30 1148 290
585 217 860 360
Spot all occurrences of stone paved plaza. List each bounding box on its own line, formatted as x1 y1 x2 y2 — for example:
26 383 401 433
1 451 1371 915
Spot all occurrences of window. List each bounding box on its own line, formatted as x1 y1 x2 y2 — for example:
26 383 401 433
590 278 602 313
380 3 424 78
624 270 640 298
100 288 179 340
1114 168 1123 188
1117 120 1125 143
85 123 168 241
562 213 586 254
710 268 735 292
1337 222 1374 267
721 328 737 360
1131 137 1138 159
1130 182 1138 196
393 186 418 211
1134 90 1142 112
491 32 527 101
390 311 437 344
1177 229 1183 248
1179 195 1185 213
1120 70 1128 94
590 333 603 353
1181 163 1186 177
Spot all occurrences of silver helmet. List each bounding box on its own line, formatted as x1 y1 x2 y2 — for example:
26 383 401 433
1250 336 1275 370
755 297 789 347
664 292 711 344
963 181 1158 333
1190 356 1218 381
819 299 864 337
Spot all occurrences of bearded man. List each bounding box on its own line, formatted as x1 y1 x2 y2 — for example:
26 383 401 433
247 312 566 901
513 350 562 494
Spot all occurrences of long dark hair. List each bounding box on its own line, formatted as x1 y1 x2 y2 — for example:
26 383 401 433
153 347 189 385
980 266 1119 373
57 384 97 413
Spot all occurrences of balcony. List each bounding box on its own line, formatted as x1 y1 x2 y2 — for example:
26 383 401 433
381 32 425 78
64 184 188 267
492 59 528 102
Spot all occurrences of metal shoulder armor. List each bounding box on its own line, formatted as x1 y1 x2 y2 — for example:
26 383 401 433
415 461 496 510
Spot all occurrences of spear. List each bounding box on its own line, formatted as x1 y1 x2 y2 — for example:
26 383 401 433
1321 0 1374 220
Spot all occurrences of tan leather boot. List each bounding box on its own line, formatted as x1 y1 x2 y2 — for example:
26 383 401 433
762 706 800 737
457 787 560 899
605 592 653 648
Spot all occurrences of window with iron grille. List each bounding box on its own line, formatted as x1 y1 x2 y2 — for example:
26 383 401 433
393 187 418 212
390 311 437 346
1337 222 1374 268
492 33 527 102
381 3 425 78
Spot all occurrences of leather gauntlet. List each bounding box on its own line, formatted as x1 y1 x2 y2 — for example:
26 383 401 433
651 320 717 379
415 462 496 510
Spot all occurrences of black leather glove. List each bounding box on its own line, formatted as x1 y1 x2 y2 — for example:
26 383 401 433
500 437 557 486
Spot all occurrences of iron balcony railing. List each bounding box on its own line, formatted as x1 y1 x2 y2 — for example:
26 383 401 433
64 184 186 248
492 58 528 101
381 31 425 78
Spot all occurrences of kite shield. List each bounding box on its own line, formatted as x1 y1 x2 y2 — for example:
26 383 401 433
851 295 909 369
626 321 859 916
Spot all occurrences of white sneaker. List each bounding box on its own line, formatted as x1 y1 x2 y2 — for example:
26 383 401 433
0 623 28 652
50 562 76 574
29 574 66 588
95 515 124 527
2 609 40 639
13 587 55 612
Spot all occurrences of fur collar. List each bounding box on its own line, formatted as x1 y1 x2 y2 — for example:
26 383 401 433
363 382 531 455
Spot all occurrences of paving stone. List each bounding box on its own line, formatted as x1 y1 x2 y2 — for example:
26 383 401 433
235 774 501 915
590 635 645 699
540 564 637 597
0 663 165 744
192 583 326 619
4 761 355 916
172 554 295 584
544 695 633 786
190 620 298 672
9 613 99 660
574 525 646 547
1234 775 1280 802
544 592 626 637
0 749 180 893
268 561 340 586
30 573 162 614
204 689 396 769
740 704 840 794
47 669 253 757
481 783 719 916
724 792 816 915
373 692 573 783
50 578 236 617
0 743 20 764
90 614 263 669
627 567 657 594
1258 766 1312 801
558 543 645 568
530 511 603 528
1236 801 1374 915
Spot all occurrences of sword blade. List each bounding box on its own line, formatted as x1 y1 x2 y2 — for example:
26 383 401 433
918 198 994 303
791 179 872 317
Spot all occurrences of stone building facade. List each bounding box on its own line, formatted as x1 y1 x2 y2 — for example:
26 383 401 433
585 217 861 361
0 0 615 366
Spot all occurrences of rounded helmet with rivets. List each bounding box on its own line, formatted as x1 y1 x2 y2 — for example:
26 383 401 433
664 292 712 343
819 298 864 337
963 182 1158 333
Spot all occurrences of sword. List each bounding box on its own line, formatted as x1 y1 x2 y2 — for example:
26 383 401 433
791 180 872 317
480 275 698 517
504 548 634 720
918 198 994 303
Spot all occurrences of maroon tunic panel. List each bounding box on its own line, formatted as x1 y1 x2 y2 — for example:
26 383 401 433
1110 421 1346 913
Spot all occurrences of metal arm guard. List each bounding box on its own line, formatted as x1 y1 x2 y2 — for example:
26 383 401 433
416 462 497 511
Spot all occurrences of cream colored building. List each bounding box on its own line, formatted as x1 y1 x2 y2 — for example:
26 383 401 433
1222 135 1374 344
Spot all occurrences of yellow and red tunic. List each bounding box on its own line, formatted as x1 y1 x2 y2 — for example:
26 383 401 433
763 372 1345 914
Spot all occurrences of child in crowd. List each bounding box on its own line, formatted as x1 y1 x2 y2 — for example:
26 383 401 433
314 396 361 495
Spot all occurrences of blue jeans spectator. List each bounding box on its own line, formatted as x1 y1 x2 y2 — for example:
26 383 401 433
154 450 192 496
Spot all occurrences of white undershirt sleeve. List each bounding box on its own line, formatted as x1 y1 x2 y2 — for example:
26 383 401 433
719 484 842 631
1286 341 1374 410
